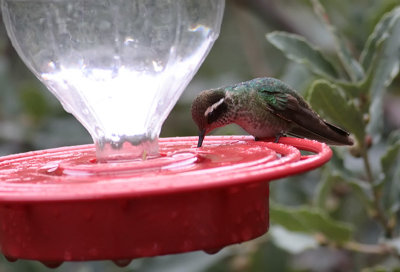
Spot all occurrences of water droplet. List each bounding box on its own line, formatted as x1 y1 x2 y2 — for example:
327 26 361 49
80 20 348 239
41 261 63 268
241 227 253 241
82 108 89 115
235 216 243 224
188 24 207 33
110 133 120 143
170 211 178 219
113 259 132 267
152 60 164 72
124 36 134 45
84 210 94 221
88 248 98 257
182 240 193 250
48 61 56 69
152 243 160 252
95 127 105 138
5 256 17 262
63 251 72 261
228 186 240 194
204 247 223 254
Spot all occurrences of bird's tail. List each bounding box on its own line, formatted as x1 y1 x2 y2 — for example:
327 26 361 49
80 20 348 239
288 120 354 145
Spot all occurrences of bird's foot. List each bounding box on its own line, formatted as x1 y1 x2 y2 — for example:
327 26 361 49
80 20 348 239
274 132 286 143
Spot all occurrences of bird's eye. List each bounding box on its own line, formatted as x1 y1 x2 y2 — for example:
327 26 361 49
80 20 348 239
205 98 227 124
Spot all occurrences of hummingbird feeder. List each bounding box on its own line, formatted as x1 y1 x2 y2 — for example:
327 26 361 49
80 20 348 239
0 0 332 267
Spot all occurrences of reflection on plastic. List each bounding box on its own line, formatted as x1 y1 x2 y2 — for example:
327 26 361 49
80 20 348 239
1 0 225 161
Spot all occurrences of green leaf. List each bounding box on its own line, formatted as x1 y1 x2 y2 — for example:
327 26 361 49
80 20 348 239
270 203 307 233
346 178 374 209
314 172 339 209
19 83 50 122
388 129 400 145
334 80 363 98
316 161 373 210
366 8 400 138
269 226 317 254
266 31 339 79
307 79 365 143
360 6 400 71
380 140 400 214
335 36 365 82
367 7 400 96
311 0 364 82
270 204 353 243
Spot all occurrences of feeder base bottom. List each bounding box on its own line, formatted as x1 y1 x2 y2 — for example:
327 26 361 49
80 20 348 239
0 182 269 262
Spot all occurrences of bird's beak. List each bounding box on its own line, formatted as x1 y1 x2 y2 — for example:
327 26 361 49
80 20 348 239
197 129 206 148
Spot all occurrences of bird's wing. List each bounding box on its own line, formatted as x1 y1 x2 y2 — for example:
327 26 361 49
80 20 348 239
256 84 308 123
257 84 353 145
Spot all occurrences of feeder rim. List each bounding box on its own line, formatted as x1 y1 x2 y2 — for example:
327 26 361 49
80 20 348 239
0 136 332 202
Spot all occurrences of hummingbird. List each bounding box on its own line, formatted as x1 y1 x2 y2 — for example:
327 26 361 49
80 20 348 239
191 77 354 147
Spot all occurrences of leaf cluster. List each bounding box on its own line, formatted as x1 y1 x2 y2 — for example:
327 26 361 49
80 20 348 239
266 0 400 265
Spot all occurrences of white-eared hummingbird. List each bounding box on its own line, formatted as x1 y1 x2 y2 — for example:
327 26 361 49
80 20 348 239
192 77 354 147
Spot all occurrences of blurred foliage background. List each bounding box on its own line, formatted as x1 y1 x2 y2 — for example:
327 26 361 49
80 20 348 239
1 0 400 271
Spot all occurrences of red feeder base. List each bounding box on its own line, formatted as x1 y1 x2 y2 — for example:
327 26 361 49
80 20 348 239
0 136 331 265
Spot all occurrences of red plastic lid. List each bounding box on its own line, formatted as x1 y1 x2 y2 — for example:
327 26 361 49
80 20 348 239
0 136 331 266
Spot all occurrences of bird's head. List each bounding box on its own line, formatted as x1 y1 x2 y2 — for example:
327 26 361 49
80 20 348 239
191 89 228 147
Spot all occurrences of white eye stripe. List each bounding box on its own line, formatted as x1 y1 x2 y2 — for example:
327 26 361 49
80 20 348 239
204 98 225 117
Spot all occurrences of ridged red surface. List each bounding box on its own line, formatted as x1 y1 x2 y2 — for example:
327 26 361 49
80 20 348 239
0 136 331 264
